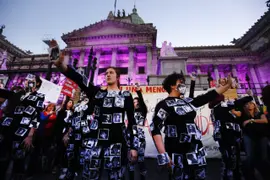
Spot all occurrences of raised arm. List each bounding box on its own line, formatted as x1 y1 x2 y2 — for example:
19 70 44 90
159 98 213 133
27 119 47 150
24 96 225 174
189 80 195 98
192 75 232 107
54 52 98 98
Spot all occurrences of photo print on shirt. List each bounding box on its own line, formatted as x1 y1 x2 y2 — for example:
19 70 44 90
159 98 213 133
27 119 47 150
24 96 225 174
86 138 98 149
82 126 90 134
103 97 113 108
157 108 169 121
36 100 44 108
179 133 192 143
80 120 88 127
114 95 125 108
113 113 122 124
27 95 37 101
167 125 178 138
157 153 170 166
90 119 98 130
15 127 28 137
102 114 112 124
186 153 199 165
175 99 186 105
165 99 177 107
138 127 145 139
172 153 184 168
29 122 40 129
95 91 106 99
110 143 122 156
174 106 186 116
182 105 193 113
24 105 36 115
98 129 110 140
198 155 207 166
14 106 25 115
186 123 197 135
2 117 13 126
91 146 102 158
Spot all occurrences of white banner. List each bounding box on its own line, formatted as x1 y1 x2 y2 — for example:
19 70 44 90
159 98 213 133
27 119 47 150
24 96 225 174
38 78 62 103
131 89 221 158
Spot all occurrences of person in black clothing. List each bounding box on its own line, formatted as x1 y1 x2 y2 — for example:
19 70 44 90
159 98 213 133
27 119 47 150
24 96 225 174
262 85 270 117
240 100 270 180
54 48 138 180
128 83 148 180
151 72 232 180
53 99 74 173
209 92 245 180
0 74 45 179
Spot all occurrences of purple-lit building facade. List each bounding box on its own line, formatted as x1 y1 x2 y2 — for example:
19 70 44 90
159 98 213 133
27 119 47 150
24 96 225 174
0 7 269 94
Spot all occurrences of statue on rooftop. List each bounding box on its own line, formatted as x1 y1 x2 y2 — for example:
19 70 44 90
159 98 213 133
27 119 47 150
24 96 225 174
117 10 121 17
122 9 126 17
0 25 5 35
160 41 177 57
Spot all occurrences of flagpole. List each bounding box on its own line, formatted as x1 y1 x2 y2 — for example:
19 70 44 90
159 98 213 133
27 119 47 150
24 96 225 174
114 0 117 16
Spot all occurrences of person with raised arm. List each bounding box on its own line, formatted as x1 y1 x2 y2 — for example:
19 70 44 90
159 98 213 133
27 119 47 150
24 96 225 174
128 83 148 180
151 72 232 180
53 43 137 180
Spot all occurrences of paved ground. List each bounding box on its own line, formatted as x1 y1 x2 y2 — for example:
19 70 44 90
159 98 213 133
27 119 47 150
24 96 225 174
29 158 222 180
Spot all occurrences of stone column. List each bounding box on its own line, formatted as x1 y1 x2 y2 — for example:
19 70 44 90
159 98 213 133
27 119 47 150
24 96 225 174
94 48 101 85
128 46 135 80
147 45 152 75
196 65 201 74
249 64 260 92
196 65 201 85
110 48 117 67
79 49 85 67
231 64 238 77
214 65 220 81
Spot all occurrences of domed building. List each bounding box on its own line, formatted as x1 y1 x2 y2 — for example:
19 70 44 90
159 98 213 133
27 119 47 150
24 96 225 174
0 6 269 95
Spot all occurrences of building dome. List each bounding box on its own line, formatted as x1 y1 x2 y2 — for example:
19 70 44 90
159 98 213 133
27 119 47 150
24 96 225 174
130 6 145 24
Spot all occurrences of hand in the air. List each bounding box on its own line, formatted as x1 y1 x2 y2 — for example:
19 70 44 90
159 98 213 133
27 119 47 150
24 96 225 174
134 83 140 91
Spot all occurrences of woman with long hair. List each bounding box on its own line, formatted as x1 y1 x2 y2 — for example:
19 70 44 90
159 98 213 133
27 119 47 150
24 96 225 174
241 100 270 180
151 72 232 180
52 99 74 174
54 49 137 179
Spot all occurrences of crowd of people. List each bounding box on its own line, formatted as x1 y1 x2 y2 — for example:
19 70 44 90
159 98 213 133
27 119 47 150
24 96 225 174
0 44 269 180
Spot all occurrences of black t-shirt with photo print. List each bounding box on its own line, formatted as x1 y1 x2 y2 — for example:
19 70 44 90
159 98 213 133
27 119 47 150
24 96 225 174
151 90 219 171
0 91 45 146
62 65 138 174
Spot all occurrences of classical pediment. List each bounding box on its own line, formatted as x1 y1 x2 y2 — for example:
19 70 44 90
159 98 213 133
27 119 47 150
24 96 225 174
62 20 156 41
